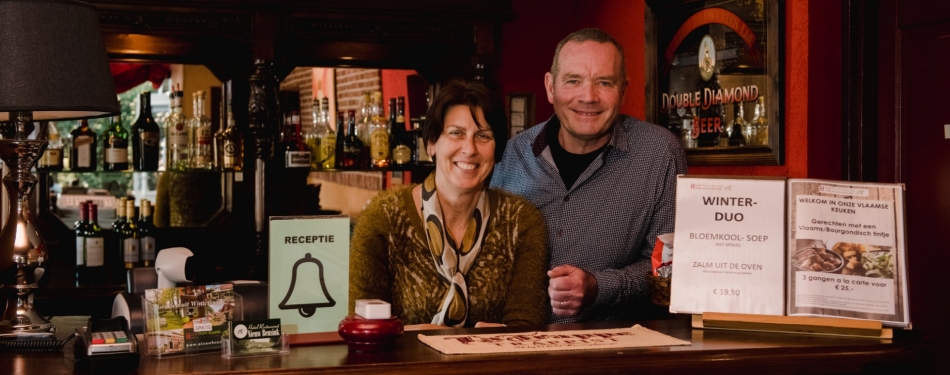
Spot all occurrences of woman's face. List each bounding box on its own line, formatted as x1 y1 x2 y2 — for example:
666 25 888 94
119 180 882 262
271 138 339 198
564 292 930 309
428 105 496 194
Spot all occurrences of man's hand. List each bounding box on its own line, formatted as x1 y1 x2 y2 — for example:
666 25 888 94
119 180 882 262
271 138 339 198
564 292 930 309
548 265 598 317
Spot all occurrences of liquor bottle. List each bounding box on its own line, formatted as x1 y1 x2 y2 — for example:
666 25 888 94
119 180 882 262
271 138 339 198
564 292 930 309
77 202 106 286
370 95 392 169
38 122 65 171
103 115 129 171
221 102 244 171
390 97 413 169
282 111 311 168
357 92 372 146
752 96 769 146
70 119 97 171
138 199 157 267
718 119 730 147
729 102 747 147
190 90 214 169
214 119 226 170
165 87 189 171
317 97 336 170
411 117 433 167
306 98 323 169
132 91 160 170
739 104 758 146
120 199 140 269
341 110 363 169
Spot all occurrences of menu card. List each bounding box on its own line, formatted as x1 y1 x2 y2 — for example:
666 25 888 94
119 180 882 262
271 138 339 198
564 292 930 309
669 176 786 315
786 179 910 327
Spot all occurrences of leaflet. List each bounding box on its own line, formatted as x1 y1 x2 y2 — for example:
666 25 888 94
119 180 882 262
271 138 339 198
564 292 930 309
669 176 786 315
143 283 236 355
786 179 910 327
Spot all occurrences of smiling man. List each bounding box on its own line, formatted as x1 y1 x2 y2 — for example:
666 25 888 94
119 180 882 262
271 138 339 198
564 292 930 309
492 28 688 323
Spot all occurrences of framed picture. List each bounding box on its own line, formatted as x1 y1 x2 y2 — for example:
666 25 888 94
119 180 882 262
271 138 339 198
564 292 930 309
505 92 536 138
646 0 783 165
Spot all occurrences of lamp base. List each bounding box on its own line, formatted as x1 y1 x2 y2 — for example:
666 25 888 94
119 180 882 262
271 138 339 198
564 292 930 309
0 309 54 334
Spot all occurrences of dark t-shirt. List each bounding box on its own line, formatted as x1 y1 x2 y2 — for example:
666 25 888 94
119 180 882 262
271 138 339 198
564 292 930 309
546 122 608 190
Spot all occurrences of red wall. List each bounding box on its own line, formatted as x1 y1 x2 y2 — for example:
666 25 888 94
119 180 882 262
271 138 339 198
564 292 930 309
499 0 842 179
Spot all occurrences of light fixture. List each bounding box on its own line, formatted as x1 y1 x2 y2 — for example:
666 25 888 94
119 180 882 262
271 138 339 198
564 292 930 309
0 0 120 338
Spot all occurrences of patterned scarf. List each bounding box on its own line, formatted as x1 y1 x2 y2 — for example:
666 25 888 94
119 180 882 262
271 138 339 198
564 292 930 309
421 172 490 327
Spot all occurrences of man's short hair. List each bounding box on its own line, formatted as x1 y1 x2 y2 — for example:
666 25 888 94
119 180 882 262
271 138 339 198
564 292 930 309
550 28 626 82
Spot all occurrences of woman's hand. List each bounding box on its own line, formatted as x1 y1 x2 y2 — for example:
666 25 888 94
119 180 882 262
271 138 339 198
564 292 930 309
403 324 447 331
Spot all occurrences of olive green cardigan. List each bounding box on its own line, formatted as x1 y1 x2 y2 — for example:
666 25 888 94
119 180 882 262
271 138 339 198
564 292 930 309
348 185 549 327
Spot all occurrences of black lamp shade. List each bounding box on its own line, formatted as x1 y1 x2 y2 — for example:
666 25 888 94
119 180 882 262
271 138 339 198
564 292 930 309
0 0 120 121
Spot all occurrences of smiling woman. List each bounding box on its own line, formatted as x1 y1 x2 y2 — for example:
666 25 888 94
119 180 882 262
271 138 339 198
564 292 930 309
348 80 549 329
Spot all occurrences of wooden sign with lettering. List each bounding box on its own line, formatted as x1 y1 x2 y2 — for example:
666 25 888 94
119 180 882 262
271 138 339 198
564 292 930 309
669 176 786 315
269 216 350 334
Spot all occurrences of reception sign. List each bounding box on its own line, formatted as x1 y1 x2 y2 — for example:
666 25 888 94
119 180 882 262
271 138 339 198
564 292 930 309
269 216 350 334
670 176 786 315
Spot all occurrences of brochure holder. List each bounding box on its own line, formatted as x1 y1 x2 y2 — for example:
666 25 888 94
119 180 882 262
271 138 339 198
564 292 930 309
141 292 243 357
692 312 893 339
221 331 290 358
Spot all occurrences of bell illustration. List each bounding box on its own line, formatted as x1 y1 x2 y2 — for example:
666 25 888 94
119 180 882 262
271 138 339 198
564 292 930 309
278 253 336 317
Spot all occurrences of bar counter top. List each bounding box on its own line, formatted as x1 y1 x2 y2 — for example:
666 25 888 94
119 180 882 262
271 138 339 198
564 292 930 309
2 315 931 374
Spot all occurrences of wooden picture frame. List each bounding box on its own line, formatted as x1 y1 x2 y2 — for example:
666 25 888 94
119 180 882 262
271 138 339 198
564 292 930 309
646 0 783 166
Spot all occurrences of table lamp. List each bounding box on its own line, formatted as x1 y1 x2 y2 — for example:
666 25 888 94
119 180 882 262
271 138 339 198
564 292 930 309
0 0 119 338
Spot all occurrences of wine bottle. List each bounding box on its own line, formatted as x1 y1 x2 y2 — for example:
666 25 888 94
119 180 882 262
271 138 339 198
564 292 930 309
70 119 97 171
138 199 157 267
341 110 363 169
113 197 127 269
120 199 140 269
190 90 214 169
77 201 106 286
75 201 90 286
132 91 161 171
103 115 129 171
391 97 413 169
334 111 345 169
38 122 65 171
165 87 189 171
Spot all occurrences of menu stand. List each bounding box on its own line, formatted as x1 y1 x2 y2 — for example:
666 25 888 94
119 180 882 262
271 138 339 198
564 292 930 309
692 312 893 339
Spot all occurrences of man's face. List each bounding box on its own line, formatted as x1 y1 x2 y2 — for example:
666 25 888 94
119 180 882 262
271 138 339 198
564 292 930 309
545 41 627 151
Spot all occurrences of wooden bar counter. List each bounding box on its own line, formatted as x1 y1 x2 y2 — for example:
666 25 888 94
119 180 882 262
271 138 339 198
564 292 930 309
1 315 930 374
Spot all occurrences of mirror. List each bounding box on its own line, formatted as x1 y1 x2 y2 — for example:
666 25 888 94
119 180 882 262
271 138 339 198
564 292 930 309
45 62 226 229
272 66 430 217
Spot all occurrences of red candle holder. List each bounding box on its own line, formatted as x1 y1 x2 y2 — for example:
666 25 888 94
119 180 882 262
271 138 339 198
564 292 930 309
337 314 404 352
